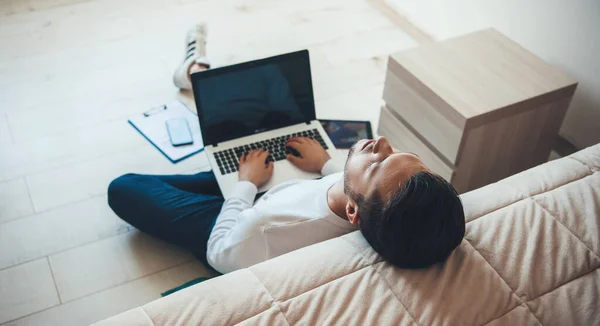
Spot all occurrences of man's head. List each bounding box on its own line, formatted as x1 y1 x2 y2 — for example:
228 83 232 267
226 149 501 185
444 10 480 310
343 137 465 269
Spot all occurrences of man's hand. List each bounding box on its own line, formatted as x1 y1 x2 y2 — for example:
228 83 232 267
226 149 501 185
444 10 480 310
238 149 274 188
286 137 331 173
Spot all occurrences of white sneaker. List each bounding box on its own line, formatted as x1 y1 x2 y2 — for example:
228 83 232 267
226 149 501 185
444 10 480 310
173 23 210 90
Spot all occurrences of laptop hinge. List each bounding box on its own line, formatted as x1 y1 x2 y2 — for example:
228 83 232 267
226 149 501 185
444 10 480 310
305 121 311 125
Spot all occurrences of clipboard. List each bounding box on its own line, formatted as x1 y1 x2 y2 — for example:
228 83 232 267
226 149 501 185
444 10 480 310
128 100 204 163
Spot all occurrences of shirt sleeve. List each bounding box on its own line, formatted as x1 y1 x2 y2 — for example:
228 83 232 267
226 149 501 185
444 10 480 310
321 159 343 176
206 181 266 274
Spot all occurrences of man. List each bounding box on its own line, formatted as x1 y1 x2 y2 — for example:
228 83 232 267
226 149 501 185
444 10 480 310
107 24 465 274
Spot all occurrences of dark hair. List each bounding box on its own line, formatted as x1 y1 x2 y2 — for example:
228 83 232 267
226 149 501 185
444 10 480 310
352 171 465 269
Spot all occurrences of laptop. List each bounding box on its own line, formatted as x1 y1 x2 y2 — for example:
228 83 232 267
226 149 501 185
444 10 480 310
191 50 336 198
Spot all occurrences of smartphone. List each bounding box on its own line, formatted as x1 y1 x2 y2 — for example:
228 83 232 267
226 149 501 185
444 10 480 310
166 118 193 146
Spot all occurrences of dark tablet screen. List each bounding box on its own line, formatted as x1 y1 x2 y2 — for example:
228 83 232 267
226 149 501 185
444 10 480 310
319 119 373 149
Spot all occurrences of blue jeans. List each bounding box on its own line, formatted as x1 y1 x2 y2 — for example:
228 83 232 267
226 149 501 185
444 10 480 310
107 172 224 268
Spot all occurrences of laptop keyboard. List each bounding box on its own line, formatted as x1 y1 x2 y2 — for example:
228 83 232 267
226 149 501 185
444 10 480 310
213 128 328 175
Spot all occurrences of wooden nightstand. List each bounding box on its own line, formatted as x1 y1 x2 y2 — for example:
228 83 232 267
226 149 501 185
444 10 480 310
379 29 578 193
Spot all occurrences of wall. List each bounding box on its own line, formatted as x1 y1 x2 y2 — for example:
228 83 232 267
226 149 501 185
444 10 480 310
385 0 600 149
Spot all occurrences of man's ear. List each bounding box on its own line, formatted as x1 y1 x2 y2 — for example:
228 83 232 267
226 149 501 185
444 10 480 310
346 199 360 225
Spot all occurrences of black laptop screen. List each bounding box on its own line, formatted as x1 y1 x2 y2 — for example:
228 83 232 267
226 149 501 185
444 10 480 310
192 50 316 146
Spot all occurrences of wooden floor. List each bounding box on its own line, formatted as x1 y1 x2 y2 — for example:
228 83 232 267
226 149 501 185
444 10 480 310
0 0 416 324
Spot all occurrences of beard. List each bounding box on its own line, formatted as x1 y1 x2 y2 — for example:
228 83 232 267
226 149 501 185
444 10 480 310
343 140 360 196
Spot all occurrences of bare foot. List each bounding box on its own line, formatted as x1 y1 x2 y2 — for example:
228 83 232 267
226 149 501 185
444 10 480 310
188 63 208 77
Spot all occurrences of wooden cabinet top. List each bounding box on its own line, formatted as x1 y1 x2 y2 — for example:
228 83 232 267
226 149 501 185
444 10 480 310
388 28 578 128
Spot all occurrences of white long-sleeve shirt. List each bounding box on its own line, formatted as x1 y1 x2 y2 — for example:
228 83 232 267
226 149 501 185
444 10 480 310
206 160 357 274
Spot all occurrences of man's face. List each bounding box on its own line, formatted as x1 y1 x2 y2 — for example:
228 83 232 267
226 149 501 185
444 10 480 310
344 137 428 201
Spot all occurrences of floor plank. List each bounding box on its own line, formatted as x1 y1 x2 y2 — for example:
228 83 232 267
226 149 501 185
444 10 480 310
0 258 60 324
26 144 209 212
0 0 96 16
316 84 385 130
0 57 167 114
313 58 385 103
5 261 212 326
0 178 34 224
49 231 198 302
313 25 417 66
0 113 12 145
5 78 174 143
0 195 128 270
0 4 143 64
0 121 143 184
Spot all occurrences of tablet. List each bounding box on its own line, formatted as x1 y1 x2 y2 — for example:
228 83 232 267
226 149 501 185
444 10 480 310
319 119 373 149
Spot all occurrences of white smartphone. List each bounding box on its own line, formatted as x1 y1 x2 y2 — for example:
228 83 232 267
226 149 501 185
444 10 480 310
166 118 193 146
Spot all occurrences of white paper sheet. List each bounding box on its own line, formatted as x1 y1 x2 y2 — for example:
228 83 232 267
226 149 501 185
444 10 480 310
128 100 204 163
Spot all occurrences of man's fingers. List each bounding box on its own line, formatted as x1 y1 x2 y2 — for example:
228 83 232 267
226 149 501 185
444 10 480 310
287 137 307 145
249 149 261 158
286 154 301 165
267 161 274 171
287 141 306 152
285 143 297 151
243 151 253 160
258 150 270 159
244 149 271 163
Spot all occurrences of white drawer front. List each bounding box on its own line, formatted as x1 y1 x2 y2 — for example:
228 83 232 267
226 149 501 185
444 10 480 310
378 105 454 182
383 70 463 164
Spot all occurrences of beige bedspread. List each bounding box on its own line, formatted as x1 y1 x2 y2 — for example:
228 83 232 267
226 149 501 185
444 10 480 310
96 144 600 325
